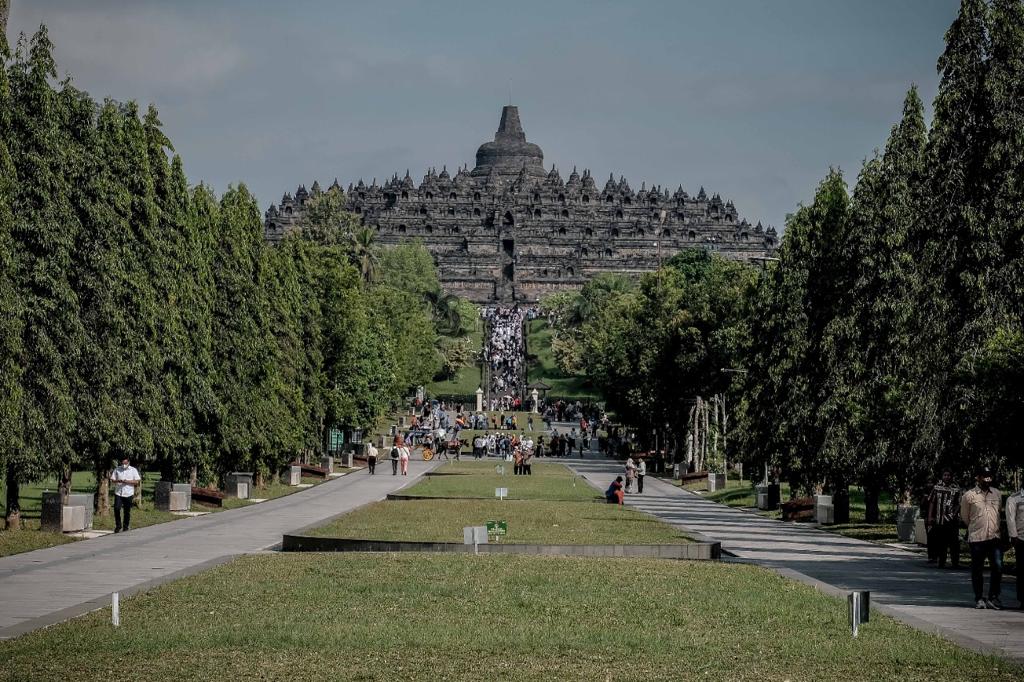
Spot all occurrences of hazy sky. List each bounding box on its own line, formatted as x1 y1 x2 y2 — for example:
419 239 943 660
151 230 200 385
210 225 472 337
8 0 960 230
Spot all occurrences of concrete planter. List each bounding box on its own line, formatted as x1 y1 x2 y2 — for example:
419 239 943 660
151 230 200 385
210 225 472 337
286 465 301 486
154 482 191 512
896 505 918 542
40 492 90 532
707 473 726 492
224 472 254 499
320 456 334 474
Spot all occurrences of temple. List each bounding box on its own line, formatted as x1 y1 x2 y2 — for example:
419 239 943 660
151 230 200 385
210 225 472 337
264 105 778 303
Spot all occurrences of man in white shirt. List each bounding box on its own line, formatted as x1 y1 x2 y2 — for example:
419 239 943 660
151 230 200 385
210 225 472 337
365 442 378 475
1006 484 1023 609
109 457 141 533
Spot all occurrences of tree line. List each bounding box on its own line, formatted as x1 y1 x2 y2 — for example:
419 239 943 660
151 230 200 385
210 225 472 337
545 0 1024 519
0 27 472 528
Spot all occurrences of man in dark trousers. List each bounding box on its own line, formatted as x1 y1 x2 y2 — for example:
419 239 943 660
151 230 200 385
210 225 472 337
961 467 1003 609
109 457 141 533
927 469 961 568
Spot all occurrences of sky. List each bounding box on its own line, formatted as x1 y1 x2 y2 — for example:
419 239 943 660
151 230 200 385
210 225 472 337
8 0 962 231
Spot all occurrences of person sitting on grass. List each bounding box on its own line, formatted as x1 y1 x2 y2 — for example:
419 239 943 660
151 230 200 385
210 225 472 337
605 476 624 505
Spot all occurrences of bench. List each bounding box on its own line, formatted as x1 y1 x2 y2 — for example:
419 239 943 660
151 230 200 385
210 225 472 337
781 496 815 521
290 463 329 479
678 470 710 484
191 487 225 507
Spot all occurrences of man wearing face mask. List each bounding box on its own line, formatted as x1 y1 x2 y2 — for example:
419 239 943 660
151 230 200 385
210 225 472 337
960 467 1003 609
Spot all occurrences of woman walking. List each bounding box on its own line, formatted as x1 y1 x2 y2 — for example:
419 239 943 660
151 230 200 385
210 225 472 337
624 456 636 493
399 439 410 475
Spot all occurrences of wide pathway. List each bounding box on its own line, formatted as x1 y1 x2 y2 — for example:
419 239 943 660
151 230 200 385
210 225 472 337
572 461 1024 663
0 460 435 639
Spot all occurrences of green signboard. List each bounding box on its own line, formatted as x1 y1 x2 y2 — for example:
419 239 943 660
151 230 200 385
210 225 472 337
328 429 344 453
486 520 508 536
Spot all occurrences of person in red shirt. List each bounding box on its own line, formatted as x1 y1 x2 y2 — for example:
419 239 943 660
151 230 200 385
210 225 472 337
605 476 624 505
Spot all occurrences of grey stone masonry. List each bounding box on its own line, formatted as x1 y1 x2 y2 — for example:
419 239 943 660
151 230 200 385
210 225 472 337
264 105 778 303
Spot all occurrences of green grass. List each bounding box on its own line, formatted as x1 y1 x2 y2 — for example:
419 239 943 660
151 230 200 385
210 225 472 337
310 462 688 545
1 553 1018 682
525 318 599 399
404 461 595 501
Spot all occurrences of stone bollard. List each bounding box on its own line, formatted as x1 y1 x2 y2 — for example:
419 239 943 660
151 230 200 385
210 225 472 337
67 493 95 528
344 452 354 469
913 517 928 545
287 465 301 486
320 456 334 474
896 506 918 542
154 482 191 512
815 494 834 524
707 473 726 492
40 492 88 532
224 472 254 499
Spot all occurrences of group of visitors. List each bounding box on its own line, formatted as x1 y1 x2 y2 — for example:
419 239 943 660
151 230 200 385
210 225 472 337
470 433 535 460
922 467 1023 610
483 306 526 403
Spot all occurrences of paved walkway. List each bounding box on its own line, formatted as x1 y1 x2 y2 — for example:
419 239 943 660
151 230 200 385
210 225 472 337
0 460 435 639
571 461 1024 663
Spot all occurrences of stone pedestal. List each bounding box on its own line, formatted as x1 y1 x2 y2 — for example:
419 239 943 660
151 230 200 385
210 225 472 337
756 484 769 510
224 472 254 499
67 493 94 528
287 466 301 486
475 387 484 413
154 482 191 512
673 463 681 480
398 415 407 427
814 495 833 524
896 506 918 542
707 473 726 492
41 492 89 532
320 456 334 473
913 517 928 545
344 452 354 469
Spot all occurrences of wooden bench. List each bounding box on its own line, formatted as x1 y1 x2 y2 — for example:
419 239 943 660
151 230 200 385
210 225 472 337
290 463 329 479
678 470 710 485
191 487 225 508
781 496 815 521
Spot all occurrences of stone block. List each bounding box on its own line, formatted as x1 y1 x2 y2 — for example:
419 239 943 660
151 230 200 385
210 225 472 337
343 452 354 469
224 472 254 499
896 506 918 542
816 503 835 525
40 492 64 532
707 473 726 492
66 493 94 529
913 517 928 546
62 505 87 532
320 456 334 473
286 466 301 486
154 482 191 512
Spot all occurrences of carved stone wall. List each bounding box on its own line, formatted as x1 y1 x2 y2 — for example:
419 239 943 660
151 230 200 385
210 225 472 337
265 106 778 303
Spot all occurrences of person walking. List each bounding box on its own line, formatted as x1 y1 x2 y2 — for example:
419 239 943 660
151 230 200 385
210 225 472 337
399 440 410 476
109 457 141 533
960 467 1003 609
1006 483 1023 609
624 456 636 494
926 469 961 568
636 457 646 494
390 439 401 475
366 442 378 475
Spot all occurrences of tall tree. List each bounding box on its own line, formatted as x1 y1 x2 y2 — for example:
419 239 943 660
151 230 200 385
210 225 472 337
6 27 85 526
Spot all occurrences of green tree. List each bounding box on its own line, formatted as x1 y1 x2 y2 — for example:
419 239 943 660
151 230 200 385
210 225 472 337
5 27 86 527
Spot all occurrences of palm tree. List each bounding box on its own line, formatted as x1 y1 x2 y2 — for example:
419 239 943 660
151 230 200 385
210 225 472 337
349 227 378 284
426 288 463 336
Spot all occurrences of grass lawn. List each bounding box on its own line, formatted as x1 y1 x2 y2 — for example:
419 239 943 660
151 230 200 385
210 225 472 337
0 470 341 558
425 321 484 398
525 318 599 399
310 462 688 545
1 552 1018 682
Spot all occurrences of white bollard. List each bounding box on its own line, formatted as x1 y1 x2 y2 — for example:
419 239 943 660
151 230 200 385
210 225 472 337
112 592 120 627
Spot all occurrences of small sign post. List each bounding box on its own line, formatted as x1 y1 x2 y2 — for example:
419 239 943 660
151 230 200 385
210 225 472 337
486 520 508 543
495 487 508 501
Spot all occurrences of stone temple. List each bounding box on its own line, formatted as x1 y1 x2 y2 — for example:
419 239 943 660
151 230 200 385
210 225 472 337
264 105 777 303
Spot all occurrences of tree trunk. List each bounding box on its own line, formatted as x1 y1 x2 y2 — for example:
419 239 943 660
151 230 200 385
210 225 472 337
96 461 111 517
189 465 198 487
59 464 72 505
832 484 850 524
863 484 881 524
254 468 265 489
5 462 21 530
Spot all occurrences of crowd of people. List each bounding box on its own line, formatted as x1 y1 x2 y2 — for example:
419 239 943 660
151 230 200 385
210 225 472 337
921 467 1023 610
481 306 537 410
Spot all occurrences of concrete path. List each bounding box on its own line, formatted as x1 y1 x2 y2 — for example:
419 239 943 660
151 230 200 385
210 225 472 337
0 460 435 639
571 461 1024 663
